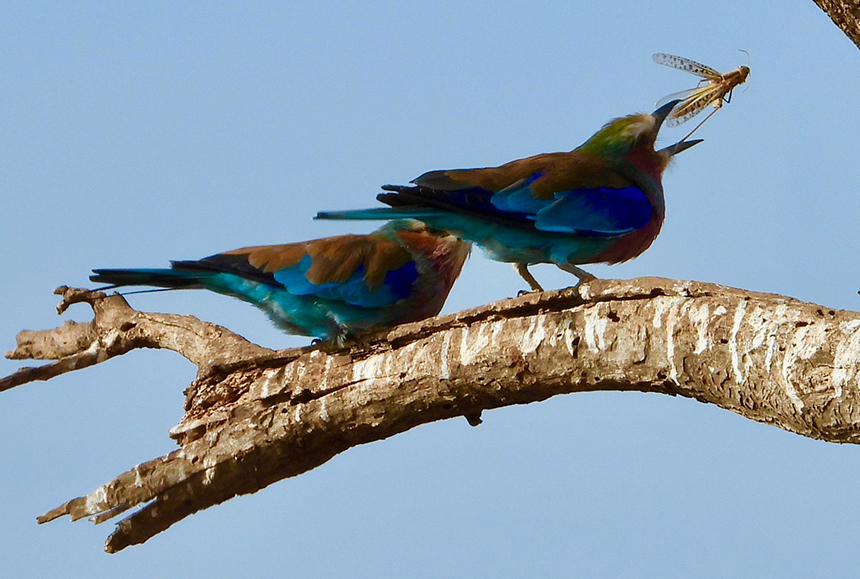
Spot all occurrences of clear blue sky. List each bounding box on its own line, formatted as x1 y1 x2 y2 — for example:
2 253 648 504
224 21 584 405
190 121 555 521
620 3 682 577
2 1 859 576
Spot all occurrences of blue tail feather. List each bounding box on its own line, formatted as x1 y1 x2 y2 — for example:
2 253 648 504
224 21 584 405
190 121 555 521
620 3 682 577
315 207 442 221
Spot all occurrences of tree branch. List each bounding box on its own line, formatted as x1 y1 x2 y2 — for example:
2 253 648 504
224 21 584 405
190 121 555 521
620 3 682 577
813 0 860 49
5 277 860 552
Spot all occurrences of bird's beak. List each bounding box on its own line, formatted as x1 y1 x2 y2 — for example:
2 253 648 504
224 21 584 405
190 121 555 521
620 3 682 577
658 138 703 157
651 99 681 130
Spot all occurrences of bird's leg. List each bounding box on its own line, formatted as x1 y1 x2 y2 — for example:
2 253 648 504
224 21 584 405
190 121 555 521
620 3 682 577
514 263 544 294
557 263 597 285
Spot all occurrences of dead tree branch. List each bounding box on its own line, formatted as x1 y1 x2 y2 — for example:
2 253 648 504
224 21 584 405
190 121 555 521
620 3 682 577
813 0 860 49
5 278 860 552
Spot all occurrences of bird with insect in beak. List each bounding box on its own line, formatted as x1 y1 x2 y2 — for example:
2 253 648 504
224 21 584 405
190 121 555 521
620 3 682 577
90 220 471 345
317 100 700 292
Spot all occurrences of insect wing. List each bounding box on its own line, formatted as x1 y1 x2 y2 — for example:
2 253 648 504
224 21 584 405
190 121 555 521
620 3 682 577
656 87 696 110
664 86 716 126
665 104 706 127
653 53 721 80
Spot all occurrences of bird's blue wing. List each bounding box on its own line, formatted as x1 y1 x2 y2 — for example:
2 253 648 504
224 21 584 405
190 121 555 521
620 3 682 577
272 255 417 308
533 186 654 235
490 176 653 236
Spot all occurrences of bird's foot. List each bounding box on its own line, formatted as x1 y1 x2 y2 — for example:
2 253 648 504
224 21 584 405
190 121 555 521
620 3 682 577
558 264 597 285
513 264 544 294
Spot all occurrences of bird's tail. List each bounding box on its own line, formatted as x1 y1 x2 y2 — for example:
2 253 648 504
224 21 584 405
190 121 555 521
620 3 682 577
90 268 212 290
315 207 443 221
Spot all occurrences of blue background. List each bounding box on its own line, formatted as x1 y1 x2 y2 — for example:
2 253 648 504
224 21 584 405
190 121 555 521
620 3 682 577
2 2 859 576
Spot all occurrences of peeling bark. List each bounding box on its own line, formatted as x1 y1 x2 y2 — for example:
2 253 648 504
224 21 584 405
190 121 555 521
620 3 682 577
5 278 860 552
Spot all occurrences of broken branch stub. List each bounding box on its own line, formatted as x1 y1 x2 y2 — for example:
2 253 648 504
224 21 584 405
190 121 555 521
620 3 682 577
5 277 860 552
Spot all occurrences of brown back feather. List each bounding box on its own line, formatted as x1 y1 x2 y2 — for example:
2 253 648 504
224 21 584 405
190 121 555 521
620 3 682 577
223 235 412 293
441 152 633 199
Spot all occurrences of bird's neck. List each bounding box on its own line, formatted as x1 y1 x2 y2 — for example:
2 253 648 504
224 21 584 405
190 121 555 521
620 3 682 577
624 147 669 185
395 231 470 286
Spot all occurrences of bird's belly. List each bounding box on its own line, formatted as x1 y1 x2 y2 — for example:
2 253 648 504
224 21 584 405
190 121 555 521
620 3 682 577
421 214 659 267
214 276 365 340
478 230 615 265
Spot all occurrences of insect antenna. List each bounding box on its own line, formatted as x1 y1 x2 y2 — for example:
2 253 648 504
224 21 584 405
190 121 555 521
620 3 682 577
739 49 752 93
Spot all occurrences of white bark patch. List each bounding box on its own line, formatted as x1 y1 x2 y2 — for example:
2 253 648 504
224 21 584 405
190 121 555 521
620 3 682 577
687 302 711 355
764 333 777 373
133 465 145 487
319 397 329 422
98 329 123 363
762 304 790 372
399 340 446 381
82 340 103 364
579 284 593 300
558 318 577 356
351 355 385 385
652 297 669 329
649 297 685 384
748 305 771 350
459 324 492 366
673 280 692 295
831 320 860 397
439 331 452 379
490 319 505 348
258 368 281 399
85 486 108 514
549 317 573 351
294 355 308 382
322 356 333 390
792 322 829 360
729 300 748 384
583 305 608 353
651 295 684 323
665 299 682 385
521 314 548 354
780 322 829 411
780 355 804 411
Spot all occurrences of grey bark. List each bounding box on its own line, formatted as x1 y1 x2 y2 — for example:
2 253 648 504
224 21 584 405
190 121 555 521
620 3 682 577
5 278 860 552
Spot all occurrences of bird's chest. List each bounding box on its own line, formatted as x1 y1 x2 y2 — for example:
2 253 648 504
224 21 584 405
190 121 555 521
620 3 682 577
594 216 664 263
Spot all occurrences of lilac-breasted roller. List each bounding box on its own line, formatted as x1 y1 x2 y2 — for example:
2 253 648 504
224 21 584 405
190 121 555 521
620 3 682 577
316 101 699 291
90 220 470 343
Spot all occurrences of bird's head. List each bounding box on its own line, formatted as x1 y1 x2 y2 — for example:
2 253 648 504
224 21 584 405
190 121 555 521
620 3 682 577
578 100 701 179
374 219 470 311
378 219 471 272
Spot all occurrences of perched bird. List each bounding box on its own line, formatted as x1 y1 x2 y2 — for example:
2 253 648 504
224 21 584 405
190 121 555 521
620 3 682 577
90 220 470 343
317 100 699 291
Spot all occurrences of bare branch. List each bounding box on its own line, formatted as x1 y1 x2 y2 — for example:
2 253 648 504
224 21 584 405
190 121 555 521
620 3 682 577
2 286 274 394
5 277 860 552
813 0 860 49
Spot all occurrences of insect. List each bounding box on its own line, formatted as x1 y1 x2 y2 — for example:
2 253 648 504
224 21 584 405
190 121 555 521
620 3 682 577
653 53 750 127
